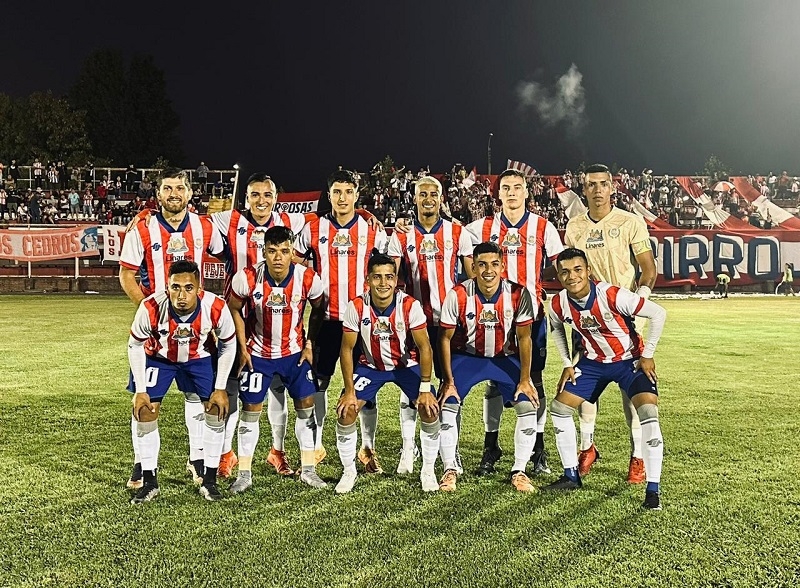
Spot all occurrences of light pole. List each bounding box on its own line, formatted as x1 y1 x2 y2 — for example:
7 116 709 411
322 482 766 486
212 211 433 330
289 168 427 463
487 133 493 175
232 163 241 205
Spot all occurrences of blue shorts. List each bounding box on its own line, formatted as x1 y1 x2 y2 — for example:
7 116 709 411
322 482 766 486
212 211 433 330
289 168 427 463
239 353 317 404
350 364 432 404
127 355 214 402
447 354 531 405
564 357 659 403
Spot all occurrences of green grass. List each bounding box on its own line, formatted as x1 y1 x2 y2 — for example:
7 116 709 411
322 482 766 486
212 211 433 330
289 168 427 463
0 295 798 588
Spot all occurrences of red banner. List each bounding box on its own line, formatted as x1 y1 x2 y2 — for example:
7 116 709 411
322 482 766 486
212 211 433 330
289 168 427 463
276 191 321 215
0 227 101 261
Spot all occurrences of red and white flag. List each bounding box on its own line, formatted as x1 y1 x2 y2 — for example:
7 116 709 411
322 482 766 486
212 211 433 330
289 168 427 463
506 160 537 178
462 166 478 188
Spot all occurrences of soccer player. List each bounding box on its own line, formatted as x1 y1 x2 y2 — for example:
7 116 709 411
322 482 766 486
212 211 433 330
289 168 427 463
295 170 388 470
714 272 730 298
464 169 563 476
128 260 236 503
437 242 540 493
543 248 666 510
119 168 225 490
387 175 471 474
564 163 657 483
335 254 440 493
226 226 327 491
776 263 796 296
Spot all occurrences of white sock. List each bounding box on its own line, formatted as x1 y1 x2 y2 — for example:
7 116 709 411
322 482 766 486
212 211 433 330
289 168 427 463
314 383 329 450
513 403 537 471
419 420 441 473
483 385 503 432
551 400 579 470
203 413 225 469
637 404 663 483
578 401 597 450
439 404 460 471
399 390 418 450
359 405 378 450
237 410 261 472
137 420 160 472
267 384 288 452
336 421 358 468
295 407 316 469
184 395 205 462
621 387 643 458
131 416 142 463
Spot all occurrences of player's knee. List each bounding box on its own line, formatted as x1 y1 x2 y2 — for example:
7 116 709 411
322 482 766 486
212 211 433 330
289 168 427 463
483 381 501 400
204 411 225 432
295 396 314 411
417 404 437 423
513 400 536 417
338 405 358 426
420 418 440 434
550 398 576 419
635 403 659 423
183 392 202 403
296 406 314 421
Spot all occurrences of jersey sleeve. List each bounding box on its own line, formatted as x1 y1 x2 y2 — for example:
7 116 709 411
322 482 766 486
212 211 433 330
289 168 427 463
544 220 565 259
608 286 646 317
129 300 153 341
439 289 459 329
214 301 237 342
295 223 311 257
119 227 144 270
387 232 403 259
207 222 225 256
341 300 360 333
287 212 310 235
308 272 324 301
408 299 427 330
462 220 483 256
374 229 388 254
629 216 652 255
515 287 535 326
564 223 577 247
547 300 573 368
456 226 473 256
209 210 230 235
230 269 251 301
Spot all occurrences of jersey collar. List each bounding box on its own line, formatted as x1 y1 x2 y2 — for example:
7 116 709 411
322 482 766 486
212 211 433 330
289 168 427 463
168 295 202 324
156 211 190 233
415 218 442 234
475 279 502 304
567 281 597 312
327 213 358 230
370 292 397 317
500 211 529 229
265 264 294 288
246 210 274 228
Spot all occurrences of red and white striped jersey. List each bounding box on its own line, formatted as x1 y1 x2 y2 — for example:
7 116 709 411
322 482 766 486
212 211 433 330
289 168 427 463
465 212 563 307
295 214 388 321
548 281 645 363
211 209 308 299
230 262 323 359
342 291 427 370
120 212 224 296
130 290 235 363
439 278 534 357
387 219 470 325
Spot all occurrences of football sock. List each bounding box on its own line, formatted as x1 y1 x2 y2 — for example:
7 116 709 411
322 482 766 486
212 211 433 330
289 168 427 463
550 399 579 471
222 379 239 455
399 390 418 450
359 405 378 451
143 469 157 485
419 419 441 473
267 384 288 452
314 379 330 450
621 387 643 458
237 410 261 472
184 394 205 462
202 413 225 470
131 416 142 464
578 401 597 451
136 419 160 472
636 404 663 490
483 383 503 435
336 421 358 468
513 401 537 472
295 407 316 471
484 431 499 450
439 404 460 471
534 380 547 436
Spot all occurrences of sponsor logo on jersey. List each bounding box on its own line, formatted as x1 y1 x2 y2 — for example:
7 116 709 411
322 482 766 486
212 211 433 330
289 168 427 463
172 324 196 342
373 317 393 335
166 236 189 255
585 229 604 249
333 232 352 248
579 314 602 331
501 232 522 248
406 244 416 252
266 292 287 308
419 239 439 255
478 309 499 325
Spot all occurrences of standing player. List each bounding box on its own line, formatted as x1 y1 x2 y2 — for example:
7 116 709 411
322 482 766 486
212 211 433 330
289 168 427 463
226 226 327 491
387 176 471 474
120 168 225 490
437 242 540 493
335 254 440 493
543 248 666 510
295 170 388 469
776 263 796 296
465 169 563 475
128 260 236 503
565 164 657 483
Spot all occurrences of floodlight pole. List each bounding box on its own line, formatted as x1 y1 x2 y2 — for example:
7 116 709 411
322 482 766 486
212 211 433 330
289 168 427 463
487 133 493 176
232 164 241 204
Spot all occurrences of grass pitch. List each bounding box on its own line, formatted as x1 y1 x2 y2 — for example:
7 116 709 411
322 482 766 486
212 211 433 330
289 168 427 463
0 295 798 588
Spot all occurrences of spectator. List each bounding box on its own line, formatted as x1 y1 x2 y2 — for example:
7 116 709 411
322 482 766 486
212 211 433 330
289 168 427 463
29 188 42 223
125 164 139 193
32 158 43 189
68 188 81 220
9 159 21 185
82 188 94 220
196 161 209 192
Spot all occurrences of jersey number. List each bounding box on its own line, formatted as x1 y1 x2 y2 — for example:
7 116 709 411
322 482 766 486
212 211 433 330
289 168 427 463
145 368 159 387
239 372 263 394
353 376 372 392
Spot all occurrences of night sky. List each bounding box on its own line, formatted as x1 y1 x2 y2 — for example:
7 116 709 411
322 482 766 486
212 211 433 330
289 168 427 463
4 1 800 191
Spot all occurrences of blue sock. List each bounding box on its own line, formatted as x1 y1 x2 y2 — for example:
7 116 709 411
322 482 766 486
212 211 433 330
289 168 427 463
565 467 579 482
646 481 660 493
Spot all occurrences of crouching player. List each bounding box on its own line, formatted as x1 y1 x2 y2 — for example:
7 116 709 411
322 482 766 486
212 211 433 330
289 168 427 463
128 260 236 503
335 254 440 494
437 241 540 493
543 248 666 510
226 226 327 491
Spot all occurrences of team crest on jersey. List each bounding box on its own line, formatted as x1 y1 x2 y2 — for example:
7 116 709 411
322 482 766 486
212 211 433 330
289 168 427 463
608 228 620 238
603 312 613 321
332 233 352 248
194 238 204 248
579 314 602 331
292 294 302 304
172 324 196 342
250 228 267 243
585 229 605 249
444 239 454 250
166 235 189 255
527 235 538 245
419 239 439 255
373 317 393 336
266 292 287 308
502 232 522 248
395 321 405 331
358 236 367 245
478 309 499 325
504 309 514 319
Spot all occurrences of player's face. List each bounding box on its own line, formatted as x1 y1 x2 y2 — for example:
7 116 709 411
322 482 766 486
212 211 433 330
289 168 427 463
583 172 613 210
329 181 357 216
247 181 276 223
168 272 200 313
158 178 192 214
557 257 591 298
498 176 527 212
415 183 441 219
264 240 293 280
473 253 504 293
368 264 397 306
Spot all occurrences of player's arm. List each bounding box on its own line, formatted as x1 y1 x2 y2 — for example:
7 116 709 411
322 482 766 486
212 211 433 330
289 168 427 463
634 298 666 383
513 323 537 405
336 330 360 420
437 326 459 406
547 306 576 392
226 293 252 375
119 267 144 306
411 326 438 418
633 244 657 295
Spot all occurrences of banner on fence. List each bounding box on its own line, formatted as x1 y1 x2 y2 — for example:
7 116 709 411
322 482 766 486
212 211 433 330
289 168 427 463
275 191 320 215
203 262 226 280
100 225 127 261
0 226 101 261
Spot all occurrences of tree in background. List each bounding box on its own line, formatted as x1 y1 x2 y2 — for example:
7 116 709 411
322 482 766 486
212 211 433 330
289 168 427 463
700 154 732 182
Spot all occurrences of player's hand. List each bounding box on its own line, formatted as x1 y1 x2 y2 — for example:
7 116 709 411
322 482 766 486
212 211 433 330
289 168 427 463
416 390 439 419
437 380 460 407
394 217 412 234
125 209 151 233
336 390 358 420
637 358 657 384
557 367 576 394
132 392 156 422
237 349 253 376
515 379 539 407
207 388 229 421
299 344 313 367
366 215 385 232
